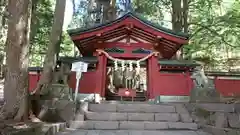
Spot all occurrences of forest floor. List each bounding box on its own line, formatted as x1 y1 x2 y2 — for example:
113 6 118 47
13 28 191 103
0 80 42 135
0 120 41 135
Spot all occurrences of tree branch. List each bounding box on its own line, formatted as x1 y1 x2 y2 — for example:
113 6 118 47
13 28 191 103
72 0 75 13
189 22 240 48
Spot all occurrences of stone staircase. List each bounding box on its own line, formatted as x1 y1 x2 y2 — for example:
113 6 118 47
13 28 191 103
56 102 213 135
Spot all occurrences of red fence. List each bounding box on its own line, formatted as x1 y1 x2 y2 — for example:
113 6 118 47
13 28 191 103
153 73 193 97
214 78 240 97
28 71 97 94
68 71 97 94
28 70 240 98
29 71 193 97
153 73 240 97
29 72 40 92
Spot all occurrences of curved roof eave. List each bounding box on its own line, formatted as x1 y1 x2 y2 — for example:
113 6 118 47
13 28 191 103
67 12 189 40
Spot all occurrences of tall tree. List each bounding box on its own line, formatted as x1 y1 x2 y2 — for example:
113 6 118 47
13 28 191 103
96 0 117 23
33 0 66 95
29 0 54 66
171 0 184 59
185 0 239 70
172 0 183 32
109 0 117 21
0 0 32 121
0 0 7 45
0 0 7 37
182 0 188 34
29 0 39 46
0 0 7 78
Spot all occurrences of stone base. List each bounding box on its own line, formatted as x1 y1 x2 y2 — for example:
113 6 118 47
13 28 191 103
190 88 220 103
57 130 211 135
69 120 198 130
202 125 240 135
38 100 75 123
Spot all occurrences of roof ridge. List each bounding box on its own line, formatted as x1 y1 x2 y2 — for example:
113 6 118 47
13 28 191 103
67 12 188 39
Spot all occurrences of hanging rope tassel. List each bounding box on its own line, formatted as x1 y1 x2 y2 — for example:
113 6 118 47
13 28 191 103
114 60 118 70
136 61 140 74
121 61 125 71
129 61 133 71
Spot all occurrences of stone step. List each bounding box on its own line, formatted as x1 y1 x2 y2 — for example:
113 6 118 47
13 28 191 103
88 103 176 113
57 130 212 135
85 112 180 122
69 121 198 130
41 122 67 135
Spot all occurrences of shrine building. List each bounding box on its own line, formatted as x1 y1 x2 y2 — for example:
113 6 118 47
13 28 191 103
62 12 199 101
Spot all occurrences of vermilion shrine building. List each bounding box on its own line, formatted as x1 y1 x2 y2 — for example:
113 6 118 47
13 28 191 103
65 12 198 101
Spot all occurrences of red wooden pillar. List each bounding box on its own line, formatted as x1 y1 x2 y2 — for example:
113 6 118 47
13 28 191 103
147 58 152 99
95 52 107 97
147 54 159 99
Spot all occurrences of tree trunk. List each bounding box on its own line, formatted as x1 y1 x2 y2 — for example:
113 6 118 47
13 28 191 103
29 0 39 46
0 0 7 78
86 0 95 27
28 0 39 66
183 0 188 34
33 0 66 95
95 0 102 24
172 0 182 32
1 0 32 121
172 0 183 59
182 0 189 58
109 0 116 21
102 0 110 23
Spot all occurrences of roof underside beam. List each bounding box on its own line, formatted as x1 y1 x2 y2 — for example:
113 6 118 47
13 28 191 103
76 26 179 45
70 15 187 58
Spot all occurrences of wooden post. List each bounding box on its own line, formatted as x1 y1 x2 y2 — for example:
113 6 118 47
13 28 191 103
95 52 107 98
147 54 159 99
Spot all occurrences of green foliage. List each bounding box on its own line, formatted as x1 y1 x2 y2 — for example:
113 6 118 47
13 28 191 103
186 0 240 71
69 0 167 28
60 32 75 57
0 0 7 58
68 0 95 29
29 0 54 66
132 0 165 23
131 0 240 71
30 0 74 66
